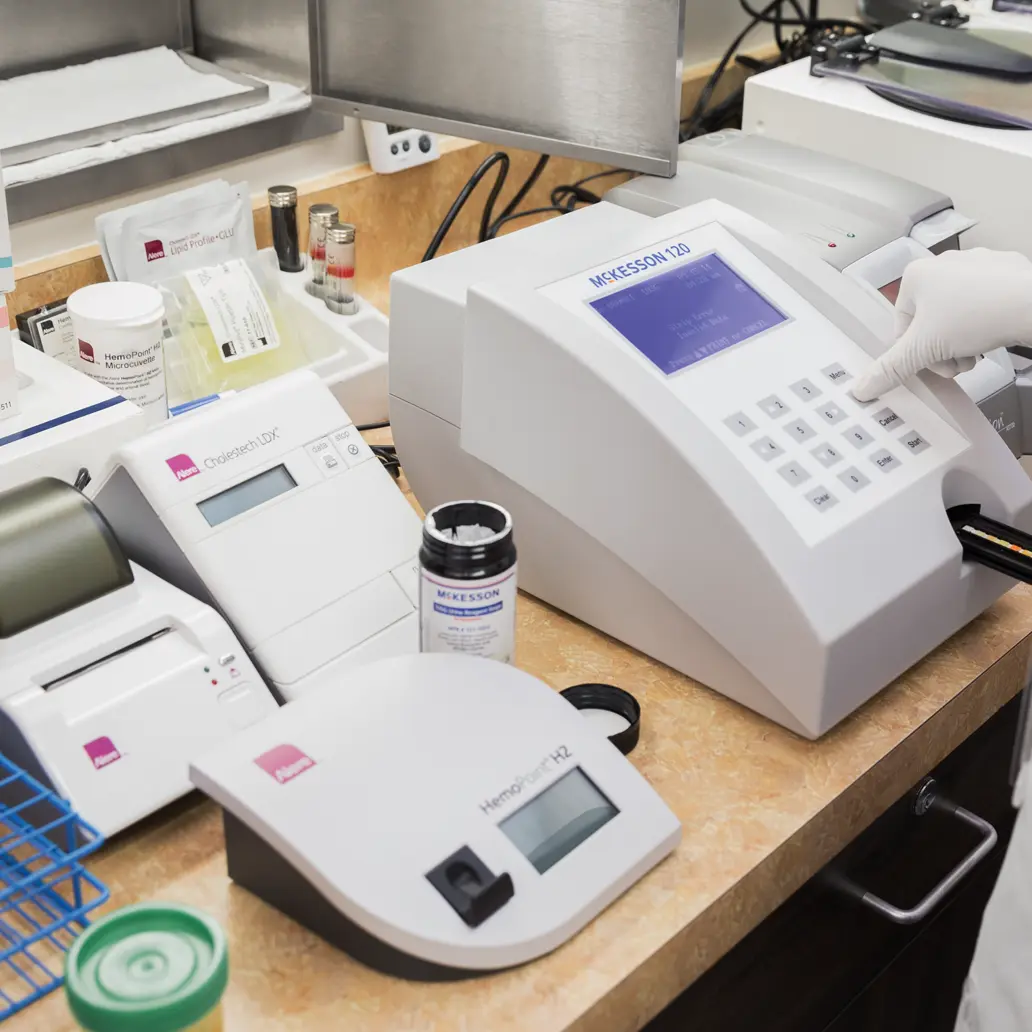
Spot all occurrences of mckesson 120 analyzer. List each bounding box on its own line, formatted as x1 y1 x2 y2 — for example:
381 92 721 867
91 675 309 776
389 199 1032 738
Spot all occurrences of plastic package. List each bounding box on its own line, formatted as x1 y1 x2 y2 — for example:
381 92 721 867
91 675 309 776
95 180 240 281
160 250 307 399
65 903 228 1032
68 282 167 425
121 183 255 285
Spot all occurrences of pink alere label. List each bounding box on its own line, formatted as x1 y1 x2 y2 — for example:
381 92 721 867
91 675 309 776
166 453 200 481
145 239 166 262
78 339 95 363
254 744 315 784
84 737 121 770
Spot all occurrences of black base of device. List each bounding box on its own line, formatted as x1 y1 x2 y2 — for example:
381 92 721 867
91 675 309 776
222 810 505 982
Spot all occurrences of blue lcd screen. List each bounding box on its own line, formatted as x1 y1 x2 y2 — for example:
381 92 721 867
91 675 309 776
588 253 787 376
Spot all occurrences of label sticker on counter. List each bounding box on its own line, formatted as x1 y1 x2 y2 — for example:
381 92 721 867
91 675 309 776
185 259 281 363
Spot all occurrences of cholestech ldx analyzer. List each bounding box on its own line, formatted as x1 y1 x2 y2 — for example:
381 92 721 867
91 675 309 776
389 199 1032 738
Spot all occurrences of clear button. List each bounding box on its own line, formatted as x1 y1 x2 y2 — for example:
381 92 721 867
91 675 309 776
330 425 374 467
806 485 839 513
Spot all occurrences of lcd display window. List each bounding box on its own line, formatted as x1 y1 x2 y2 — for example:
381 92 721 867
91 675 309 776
589 253 788 376
197 464 296 527
499 767 618 874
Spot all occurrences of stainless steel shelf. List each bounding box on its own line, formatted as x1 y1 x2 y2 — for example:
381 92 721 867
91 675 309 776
1 54 271 167
6 106 343 224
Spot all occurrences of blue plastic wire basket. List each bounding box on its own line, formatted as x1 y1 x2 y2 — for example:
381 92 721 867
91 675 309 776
0 754 108 1020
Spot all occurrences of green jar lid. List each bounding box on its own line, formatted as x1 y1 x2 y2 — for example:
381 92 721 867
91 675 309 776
65 903 228 1032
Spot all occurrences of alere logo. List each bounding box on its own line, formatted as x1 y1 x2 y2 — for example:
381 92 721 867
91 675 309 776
166 454 200 482
84 736 121 770
78 339 95 363
144 239 166 262
255 744 315 785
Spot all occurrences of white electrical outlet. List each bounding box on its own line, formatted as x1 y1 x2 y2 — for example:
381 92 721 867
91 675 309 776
362 121 440 175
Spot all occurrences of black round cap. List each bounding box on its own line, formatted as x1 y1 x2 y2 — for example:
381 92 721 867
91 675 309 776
560 683 641 756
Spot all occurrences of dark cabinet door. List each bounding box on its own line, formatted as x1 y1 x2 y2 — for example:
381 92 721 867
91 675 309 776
646 695 1023 1032
823 857 1006 1032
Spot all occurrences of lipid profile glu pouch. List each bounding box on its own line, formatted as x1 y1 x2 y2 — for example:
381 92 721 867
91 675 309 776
119 182 256 285
95 180 234 281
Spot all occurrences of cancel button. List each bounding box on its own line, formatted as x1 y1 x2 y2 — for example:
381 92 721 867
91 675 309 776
872 407 904 431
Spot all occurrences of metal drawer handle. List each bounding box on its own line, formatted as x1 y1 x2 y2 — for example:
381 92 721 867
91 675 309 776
827 779 998 926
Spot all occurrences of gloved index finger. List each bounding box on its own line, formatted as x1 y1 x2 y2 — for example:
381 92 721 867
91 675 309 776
851 322 924 402
893 262 919 331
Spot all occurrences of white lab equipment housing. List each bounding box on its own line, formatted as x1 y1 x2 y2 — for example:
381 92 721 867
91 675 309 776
0 565 275 837
1 343 146 492
191 654 680 978
605 131 1024 456
92 371 424 702
742 58 1032 259
390 200 1032 738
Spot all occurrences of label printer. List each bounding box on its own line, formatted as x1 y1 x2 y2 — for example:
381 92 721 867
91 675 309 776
390 199 1032 738
0 479 277 837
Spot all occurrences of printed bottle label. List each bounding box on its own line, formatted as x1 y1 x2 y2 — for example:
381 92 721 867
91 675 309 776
419 565 517 664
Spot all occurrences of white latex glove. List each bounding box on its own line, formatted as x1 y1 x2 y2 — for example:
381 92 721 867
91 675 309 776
852 247 1032 402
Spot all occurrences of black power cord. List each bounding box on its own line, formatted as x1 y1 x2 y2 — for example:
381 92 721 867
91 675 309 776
551 168 631 211
422 153 554 262
422 152 511 262
486 205 571 240
680 0 781 142
681 0 866 142
487 154 551 238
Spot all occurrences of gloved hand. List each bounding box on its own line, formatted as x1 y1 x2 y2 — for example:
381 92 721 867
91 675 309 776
851 248 1032 402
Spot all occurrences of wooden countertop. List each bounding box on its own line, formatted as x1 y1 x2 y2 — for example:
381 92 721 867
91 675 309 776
13 571 1032 1032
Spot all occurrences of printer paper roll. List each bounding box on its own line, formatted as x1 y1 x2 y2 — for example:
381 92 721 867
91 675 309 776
0 478 132 638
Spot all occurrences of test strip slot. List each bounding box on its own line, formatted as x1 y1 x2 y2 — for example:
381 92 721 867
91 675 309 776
949 505 1032 583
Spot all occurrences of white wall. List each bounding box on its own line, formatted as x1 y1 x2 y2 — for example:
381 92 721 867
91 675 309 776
683 0 858 66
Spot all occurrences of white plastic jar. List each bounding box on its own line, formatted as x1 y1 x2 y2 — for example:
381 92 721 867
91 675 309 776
68 282 167 425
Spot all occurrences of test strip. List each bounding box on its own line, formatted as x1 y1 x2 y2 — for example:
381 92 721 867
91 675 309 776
962 524 1032 561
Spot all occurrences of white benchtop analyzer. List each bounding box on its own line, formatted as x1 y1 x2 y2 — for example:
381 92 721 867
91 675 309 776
390 199 1032 737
